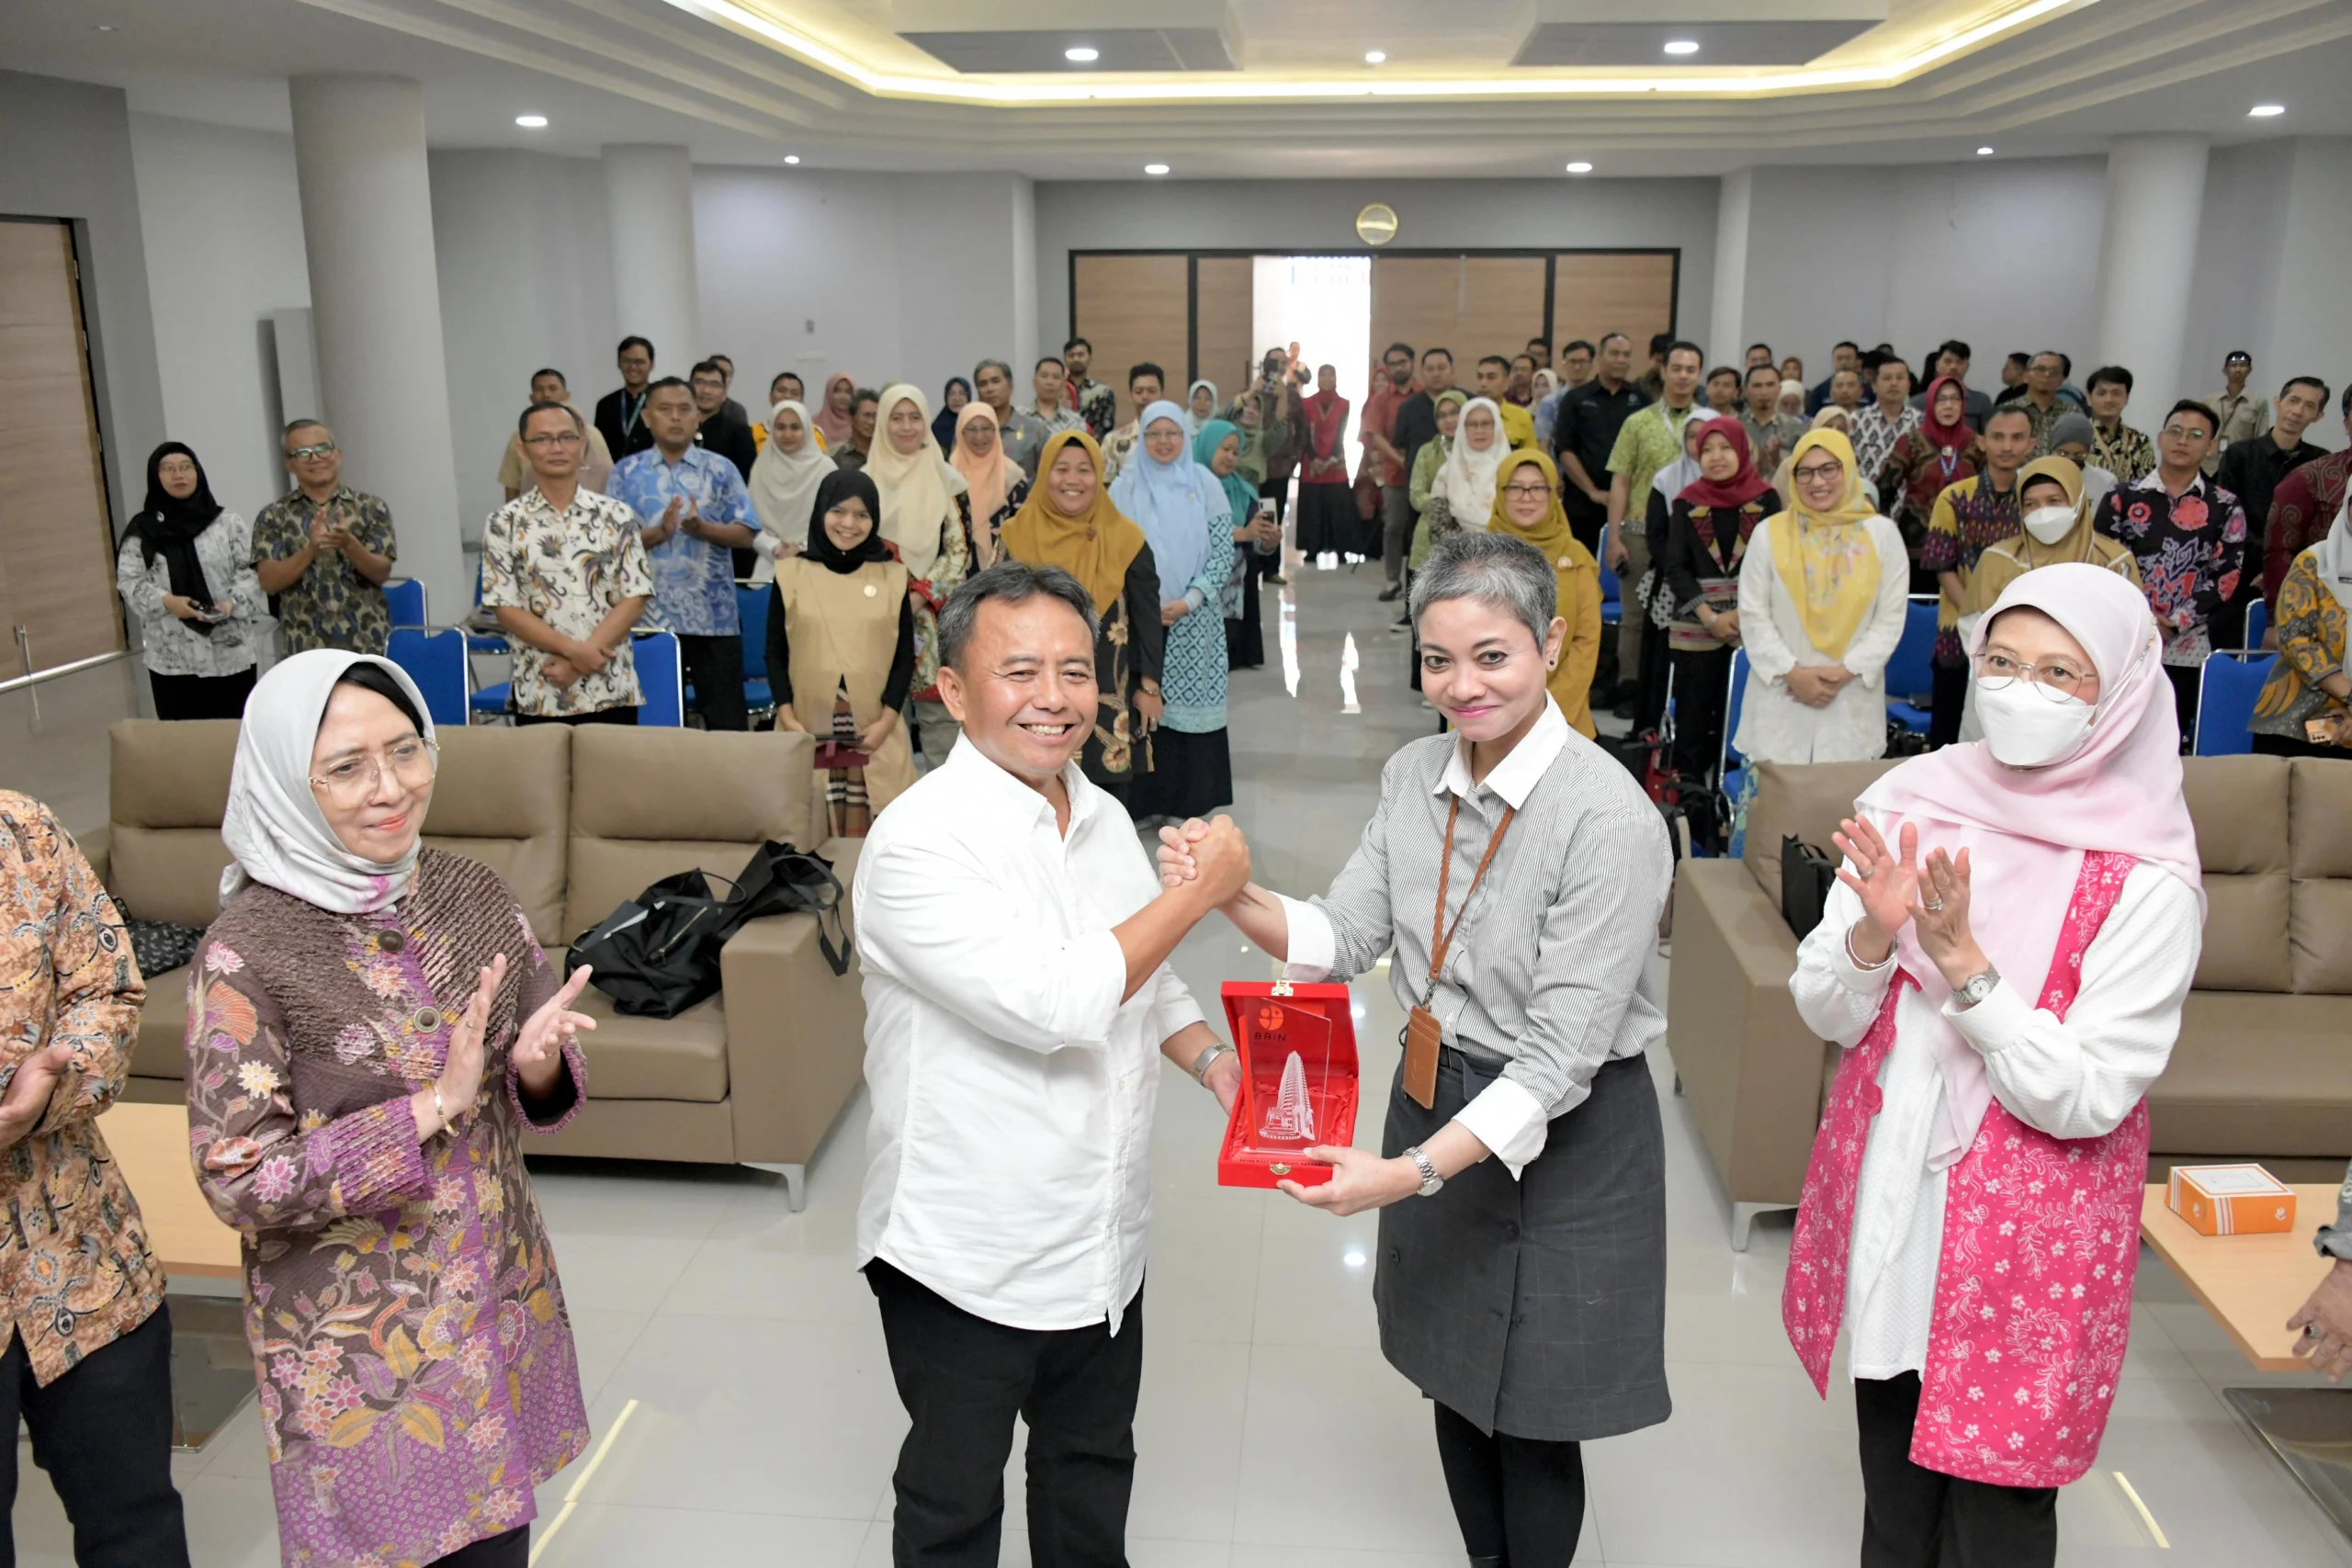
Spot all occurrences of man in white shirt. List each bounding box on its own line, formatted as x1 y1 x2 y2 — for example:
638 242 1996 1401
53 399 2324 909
854 559 1250 1567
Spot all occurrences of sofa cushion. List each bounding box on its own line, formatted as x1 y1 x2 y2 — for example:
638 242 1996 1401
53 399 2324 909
1741 759 1900 908
571 987 729 1102
107 720 241 930
2182 754 2288 874
2149 990 2352 1157
131 965 189 1082
2195 873 2292 991
2289 758 2352 879
2293 880 2352 995
423 728 571 946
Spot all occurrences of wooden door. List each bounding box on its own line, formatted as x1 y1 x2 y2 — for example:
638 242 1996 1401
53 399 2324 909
1370 255 1547 378
1553 254 1677 360
0 219 122 676
1193 256 1254 403
1072 254 1189 432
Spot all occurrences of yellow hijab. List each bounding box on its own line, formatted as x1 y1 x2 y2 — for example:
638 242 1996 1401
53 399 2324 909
1964 456 2139 614
999 430 1147 617
1769 428 1882 661
1487 451 1600 728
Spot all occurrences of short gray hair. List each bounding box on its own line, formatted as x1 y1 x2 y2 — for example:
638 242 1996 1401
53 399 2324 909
973 358 1014 387
1408 530 1556 649
938 560 1101 671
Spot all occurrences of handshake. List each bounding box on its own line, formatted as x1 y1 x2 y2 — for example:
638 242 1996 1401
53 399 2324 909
1157 816 1251 908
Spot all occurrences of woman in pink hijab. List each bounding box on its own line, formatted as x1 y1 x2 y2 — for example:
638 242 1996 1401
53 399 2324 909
1781 562 2203 1568
813 373 856 448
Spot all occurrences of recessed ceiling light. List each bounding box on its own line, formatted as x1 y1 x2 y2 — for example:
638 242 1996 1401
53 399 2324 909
1566 161 1593 174
514 114 548 129
1065 45 1099 62
1976 145 1995 155
2249 103 2286 118
1145 163 1170 175
784 154 800 164
1663 39 1701 56
95 22 118 29
1364 51 1385 64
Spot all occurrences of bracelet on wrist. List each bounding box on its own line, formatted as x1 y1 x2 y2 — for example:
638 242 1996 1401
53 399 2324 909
1844 926 1894 972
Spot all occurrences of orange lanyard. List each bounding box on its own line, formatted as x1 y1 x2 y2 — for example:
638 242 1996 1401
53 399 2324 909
1422 795 1516 1008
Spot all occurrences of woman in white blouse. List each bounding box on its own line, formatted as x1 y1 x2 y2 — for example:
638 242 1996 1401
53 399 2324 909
116 441 267 720
1781 563 2202 1568
1733 428 1909 769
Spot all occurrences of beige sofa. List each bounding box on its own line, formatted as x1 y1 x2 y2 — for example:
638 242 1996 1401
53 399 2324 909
1670 754 2352 1248
93 718 861 1210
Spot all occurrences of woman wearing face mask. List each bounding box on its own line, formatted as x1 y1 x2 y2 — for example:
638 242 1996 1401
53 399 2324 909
769 469 919 831
1782 564 2202 1568
746 400 836 584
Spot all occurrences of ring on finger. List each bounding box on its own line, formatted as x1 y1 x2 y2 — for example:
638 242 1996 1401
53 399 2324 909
1923 896 1946 912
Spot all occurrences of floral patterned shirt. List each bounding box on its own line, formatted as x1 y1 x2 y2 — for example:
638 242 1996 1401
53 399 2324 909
2251 550 2350 739
2095 470 2248 665
2091 420 2157 485
186 849 589 1566
251 485 399 655
606 446 750 637
480 486 656 717
1847 402 1920 495
0 794 163 1386
1920 473 2023 661
1069 378 1117 443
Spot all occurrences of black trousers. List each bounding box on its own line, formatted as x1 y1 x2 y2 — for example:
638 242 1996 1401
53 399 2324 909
1433 1401 1586 1566
516 705 639 727
868 1260 1145 1568
1856 1373 2054 1568
1928 660 1969 749
431 1524 528 1566
0 1303 188 1568
1669 646 1732 849
680 632 748 730
2164 661 2200 750
148 666 254 721
2254 730 2346 759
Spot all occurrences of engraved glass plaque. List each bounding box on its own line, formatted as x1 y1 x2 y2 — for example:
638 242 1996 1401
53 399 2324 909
1241 999 1334 1155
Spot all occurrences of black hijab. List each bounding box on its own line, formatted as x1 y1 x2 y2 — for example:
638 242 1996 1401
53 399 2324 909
932 378 972 450
124 442 224 633
804 468 896 573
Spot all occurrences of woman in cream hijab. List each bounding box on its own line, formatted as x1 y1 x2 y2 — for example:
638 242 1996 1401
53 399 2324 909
746 400 836 583
1421 396 1508 547
947 400 1029 569
864 383 974 762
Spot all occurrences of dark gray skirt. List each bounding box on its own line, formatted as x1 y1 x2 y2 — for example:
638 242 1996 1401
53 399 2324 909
1373 1048 1670 1443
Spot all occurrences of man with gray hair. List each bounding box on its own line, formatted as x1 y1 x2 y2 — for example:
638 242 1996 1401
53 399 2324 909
252 418 398 655
974 357 1052 479
854 560 1252 1566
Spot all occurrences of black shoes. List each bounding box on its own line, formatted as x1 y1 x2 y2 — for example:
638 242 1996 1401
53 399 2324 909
1377 582 1403 602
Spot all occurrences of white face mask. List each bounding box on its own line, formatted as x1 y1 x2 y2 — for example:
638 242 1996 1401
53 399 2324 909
1974 677 2096 767
2021 504 2075 545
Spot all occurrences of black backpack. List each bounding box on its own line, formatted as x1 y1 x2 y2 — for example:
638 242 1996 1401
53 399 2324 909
565 842 850 1018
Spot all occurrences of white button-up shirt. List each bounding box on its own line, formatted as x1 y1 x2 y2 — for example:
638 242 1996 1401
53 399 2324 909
854 738 1204 1334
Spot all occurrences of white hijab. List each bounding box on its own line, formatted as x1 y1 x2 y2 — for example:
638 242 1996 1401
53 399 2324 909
865 383 967 579
2313 492 2352 615
748 400 834 581
1432 397 1508 525
220 651 435 916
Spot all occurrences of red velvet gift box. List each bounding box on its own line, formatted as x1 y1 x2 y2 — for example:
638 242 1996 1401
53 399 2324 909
1216 980 1360 1189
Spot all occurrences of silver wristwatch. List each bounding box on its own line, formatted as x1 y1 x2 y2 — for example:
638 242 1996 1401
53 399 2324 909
1188 1042 1235 1085
1954 967 2001 1010
1405 1145 1443 1197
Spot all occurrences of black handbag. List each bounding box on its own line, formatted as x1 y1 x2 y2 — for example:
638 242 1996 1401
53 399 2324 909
566 869 739 1018
1780 835 1838 939
725 840 852 977
121 917 205 978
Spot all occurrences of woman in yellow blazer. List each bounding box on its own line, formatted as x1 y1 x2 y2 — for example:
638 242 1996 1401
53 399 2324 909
1487 449 1603 736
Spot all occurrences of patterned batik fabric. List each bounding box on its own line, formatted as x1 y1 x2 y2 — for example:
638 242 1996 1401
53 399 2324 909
606 445 751 637
251 485 399 655
186 848 591 1564
2096 471 2248 665
480 486 657 716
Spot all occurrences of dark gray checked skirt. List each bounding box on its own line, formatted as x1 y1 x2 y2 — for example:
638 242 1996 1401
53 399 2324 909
1373 1047 1670 1443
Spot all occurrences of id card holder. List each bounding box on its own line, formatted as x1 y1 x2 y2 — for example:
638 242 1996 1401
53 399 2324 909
1404 1005 1442 1110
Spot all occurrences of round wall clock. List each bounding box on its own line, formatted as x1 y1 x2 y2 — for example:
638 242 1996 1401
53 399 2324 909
1355 202 1398 246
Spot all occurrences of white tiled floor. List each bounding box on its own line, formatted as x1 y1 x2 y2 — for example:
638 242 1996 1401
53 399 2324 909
7 561 2351 1564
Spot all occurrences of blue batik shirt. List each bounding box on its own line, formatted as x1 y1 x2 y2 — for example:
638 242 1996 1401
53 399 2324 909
607 445 749 636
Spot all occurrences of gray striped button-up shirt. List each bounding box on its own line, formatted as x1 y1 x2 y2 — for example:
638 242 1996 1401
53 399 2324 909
1280 698 1672 1176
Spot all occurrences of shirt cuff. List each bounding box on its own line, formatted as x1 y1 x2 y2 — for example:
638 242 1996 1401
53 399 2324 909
1829 923 1900 998
1276 896 1336 982
1942 976 2031 1055
1453 1076 1550 1180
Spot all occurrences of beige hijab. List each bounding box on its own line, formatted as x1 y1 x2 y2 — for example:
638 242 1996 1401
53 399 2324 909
949 401 1023 565
864 383 967 579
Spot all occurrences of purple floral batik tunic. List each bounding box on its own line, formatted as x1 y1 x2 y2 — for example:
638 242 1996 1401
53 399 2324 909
185 847 591 1565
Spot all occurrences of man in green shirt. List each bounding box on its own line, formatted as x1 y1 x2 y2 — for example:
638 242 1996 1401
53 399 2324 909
1605 341 1704 698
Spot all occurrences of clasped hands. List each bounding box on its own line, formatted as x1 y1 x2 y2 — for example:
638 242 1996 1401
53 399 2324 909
1785 663 1854 708
544 633 623 690
1832 817 1987 995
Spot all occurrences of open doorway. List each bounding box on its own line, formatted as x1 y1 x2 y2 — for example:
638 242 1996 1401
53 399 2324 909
1251 254 1372 479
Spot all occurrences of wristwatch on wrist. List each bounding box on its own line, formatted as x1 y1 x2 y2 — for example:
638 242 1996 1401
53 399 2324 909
1405 1145 1443 1198
1188 1043 1234 1086
1953 966 2001 1010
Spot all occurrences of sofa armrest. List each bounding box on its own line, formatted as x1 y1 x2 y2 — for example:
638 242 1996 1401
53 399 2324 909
1668 859 1832 1212
718 839 865 1167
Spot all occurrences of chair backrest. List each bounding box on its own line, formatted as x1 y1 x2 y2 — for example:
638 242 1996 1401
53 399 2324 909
2193 652 2276 757
737 583 771 681
1722 648 1750 774
2246 598 2270 651
387 627 469 728
384 578 427 627
633 630 684 727
1598 556 1621 605
1883 599 1938 705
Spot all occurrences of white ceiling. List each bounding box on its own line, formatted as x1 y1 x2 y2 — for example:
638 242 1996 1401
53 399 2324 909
5 0 2349 176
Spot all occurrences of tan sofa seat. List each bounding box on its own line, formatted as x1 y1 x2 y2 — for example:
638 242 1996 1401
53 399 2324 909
571 989 729 1102
2150 990 2352 1158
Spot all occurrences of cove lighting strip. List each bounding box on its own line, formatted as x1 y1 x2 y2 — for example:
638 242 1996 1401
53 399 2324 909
662 0 2087 106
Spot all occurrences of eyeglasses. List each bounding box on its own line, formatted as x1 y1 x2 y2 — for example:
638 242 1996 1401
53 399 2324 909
287 442 338 460
1792 461 1846 483
1502 481 1552 497
310 737 438 807
1973 651 2094 701
2160 423 2212 441
523 431 584 448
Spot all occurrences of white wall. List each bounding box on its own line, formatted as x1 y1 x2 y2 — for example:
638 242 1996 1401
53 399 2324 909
2 73 167 533
1032 176 1723 355
2259 138 2352 442
128 113 311 525
429 150 616 534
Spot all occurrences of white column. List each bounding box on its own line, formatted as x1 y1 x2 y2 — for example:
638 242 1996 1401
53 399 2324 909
602 145 701 378
288 75 467 615
1709 168 1753 363
2093 134 2210 416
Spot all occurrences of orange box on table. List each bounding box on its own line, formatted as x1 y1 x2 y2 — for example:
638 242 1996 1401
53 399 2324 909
2167 1164 2298 1236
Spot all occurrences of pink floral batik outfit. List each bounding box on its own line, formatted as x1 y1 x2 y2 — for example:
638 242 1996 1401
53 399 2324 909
1783 851 2146 1489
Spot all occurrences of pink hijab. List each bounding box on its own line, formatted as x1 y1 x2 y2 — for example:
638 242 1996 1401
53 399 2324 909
814 373 855 447
1855 561 2202 1167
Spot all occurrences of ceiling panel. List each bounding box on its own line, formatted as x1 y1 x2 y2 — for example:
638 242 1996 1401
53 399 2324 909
1512 21 1879 67
899 28 1236 73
